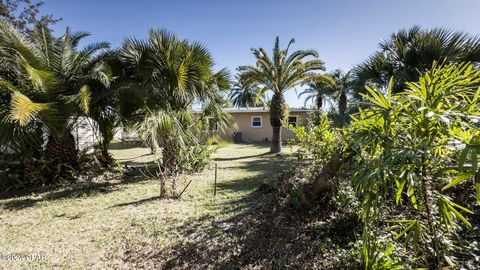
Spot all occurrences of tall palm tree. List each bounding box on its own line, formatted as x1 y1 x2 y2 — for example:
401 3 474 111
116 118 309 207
354 26 480 94
0 22 111 181
239 37 333 153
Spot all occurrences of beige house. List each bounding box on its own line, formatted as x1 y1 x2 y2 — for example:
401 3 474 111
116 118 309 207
216 107 311 142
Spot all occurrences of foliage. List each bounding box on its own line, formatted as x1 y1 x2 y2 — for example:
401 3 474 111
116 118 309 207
289 113 340 165
0 21 111 186
349 63 480 268
229 75 268 107
0 0 61 32
354 26 480 95
116 28 231 176
117 28 230 116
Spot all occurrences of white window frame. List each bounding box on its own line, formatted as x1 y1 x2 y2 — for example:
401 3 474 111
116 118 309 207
251 116 262 128
287 115 299 128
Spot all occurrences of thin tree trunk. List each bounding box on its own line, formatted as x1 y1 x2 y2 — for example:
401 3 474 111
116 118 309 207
271 125 282 153
421 159 442 267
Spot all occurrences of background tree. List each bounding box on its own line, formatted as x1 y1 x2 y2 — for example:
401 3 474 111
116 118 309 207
299 81 335 110
239 37 333 153
229 75 267 107
0 0 61 32
354 26 480 94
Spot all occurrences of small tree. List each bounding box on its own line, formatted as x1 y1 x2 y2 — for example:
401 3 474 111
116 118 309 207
350 63 480 268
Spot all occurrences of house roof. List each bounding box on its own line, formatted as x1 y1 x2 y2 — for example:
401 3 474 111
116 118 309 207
192 106 313 114
223 107 313 113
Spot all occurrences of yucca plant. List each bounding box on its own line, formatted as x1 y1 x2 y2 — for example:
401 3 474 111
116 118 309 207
238 37 334 153
0 21 111 183
350 63 480 268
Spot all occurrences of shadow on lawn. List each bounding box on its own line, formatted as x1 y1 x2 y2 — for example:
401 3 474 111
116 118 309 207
104 148 359 269
106 189 358 270
0 172 151 211
213 151 269 161
113 195 164 208
215 155 291 193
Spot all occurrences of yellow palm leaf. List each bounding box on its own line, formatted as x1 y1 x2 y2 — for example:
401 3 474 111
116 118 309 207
9 91 49 126
77 85 91 113
21 60 56 91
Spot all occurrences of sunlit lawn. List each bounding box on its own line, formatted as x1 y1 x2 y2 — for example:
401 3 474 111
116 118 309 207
0 142 294 269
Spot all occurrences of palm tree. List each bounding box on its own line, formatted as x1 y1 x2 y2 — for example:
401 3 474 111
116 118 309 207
239 37 333 153
118 29 229 115
0 22 111 181
117 29 231 169
298 82 335 110
354 26 480 94
229 75 266 107
329 70 354 116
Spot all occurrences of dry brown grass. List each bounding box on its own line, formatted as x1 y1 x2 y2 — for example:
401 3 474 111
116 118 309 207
0 142 294 269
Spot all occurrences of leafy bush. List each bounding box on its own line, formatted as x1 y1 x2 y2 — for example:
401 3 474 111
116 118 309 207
349 63 480 268
285 63 480 269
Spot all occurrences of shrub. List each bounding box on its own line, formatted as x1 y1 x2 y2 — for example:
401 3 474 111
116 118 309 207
349 63 480 268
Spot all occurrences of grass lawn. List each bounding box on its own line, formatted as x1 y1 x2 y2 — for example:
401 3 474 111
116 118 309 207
0 143 294 269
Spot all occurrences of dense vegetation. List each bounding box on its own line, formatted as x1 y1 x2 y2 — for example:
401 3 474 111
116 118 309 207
0 21 231 193
284 63 480 268
0 5 479 268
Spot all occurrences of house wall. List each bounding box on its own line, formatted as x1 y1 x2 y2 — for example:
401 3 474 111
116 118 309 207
219 111 309 142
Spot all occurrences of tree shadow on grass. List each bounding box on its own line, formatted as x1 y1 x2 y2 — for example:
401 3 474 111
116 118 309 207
104 146 361 269
112 195 165 208
106 189 359 270
109 140 145 150
213 152 270 162
0 172 154 211
0 182 120 211
215 156 291 193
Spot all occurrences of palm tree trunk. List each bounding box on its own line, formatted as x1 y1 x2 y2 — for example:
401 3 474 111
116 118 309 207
270 92 287 153
339 91 347 115
44 132 79 182
316 95 323 110
271 126 282 153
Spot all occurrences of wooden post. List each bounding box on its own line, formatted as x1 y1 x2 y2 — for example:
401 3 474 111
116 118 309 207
214 163 218 196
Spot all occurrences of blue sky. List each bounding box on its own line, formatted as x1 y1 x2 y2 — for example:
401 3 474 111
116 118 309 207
43 0 480 107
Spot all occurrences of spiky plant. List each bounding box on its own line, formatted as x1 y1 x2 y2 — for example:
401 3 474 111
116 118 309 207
238 37 333 153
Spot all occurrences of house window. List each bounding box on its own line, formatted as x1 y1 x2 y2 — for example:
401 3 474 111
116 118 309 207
288 116 298 128
208 117 218 132
251 116 262 128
